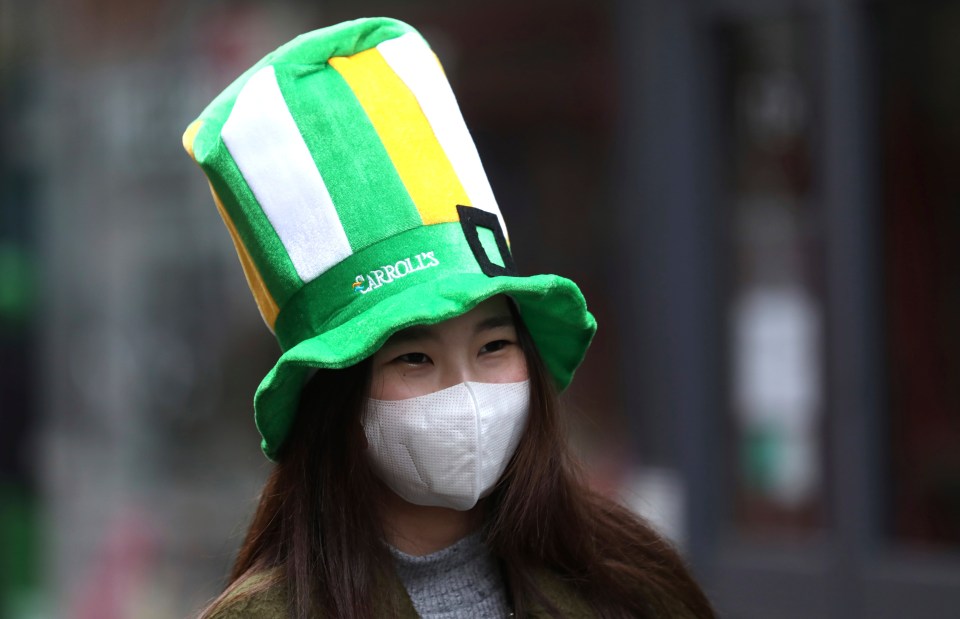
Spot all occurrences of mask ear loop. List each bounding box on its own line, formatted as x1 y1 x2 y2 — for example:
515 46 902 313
456 205 518 277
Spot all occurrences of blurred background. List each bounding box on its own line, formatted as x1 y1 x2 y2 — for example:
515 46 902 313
1 0 959 617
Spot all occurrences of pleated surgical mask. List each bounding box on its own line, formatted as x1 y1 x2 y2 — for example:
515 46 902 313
362 380 531 511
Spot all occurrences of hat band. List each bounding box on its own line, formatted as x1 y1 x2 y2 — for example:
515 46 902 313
273 222 510 352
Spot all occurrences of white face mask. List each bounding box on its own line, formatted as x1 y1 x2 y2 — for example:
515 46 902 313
362 380 531 511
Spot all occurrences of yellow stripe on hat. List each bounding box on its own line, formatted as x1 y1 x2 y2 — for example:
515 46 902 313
329 48 469 225
184 119 280 329
377 34 509 242
182 119 204 160
209 184 281 330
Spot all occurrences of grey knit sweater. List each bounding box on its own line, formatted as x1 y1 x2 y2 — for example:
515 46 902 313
389 532 512 618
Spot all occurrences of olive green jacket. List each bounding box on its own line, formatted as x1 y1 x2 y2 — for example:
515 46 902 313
208 567 595 618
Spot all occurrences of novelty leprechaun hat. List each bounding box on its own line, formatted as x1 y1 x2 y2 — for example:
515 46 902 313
183 17 596 460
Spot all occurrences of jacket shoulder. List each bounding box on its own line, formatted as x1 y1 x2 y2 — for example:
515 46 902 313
531 568 596 617
205 569 290 619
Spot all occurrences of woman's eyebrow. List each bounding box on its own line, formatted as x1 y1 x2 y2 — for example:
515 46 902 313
384 325 437 346
474 314 515 334
383 313 514 346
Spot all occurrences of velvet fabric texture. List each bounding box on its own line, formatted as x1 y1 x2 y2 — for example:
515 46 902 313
183 17 596 459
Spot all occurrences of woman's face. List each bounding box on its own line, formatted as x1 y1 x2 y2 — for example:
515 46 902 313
369 296 528 401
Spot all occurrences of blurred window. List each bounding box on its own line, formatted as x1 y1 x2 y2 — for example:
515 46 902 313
718 17 828 536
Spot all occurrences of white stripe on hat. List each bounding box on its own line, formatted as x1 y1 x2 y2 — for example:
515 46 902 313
221 65 353 283
377 34 508 239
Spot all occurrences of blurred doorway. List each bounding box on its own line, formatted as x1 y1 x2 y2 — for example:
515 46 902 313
618 0 960 617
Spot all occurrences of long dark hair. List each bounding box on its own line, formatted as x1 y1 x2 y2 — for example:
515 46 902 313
201 311 716 618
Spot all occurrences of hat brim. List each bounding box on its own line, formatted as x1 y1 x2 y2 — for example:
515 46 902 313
253 271 596 460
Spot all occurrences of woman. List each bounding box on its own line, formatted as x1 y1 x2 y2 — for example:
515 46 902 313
184 17 716 619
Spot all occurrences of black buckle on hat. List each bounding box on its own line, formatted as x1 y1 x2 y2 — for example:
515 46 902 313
457 205 518 277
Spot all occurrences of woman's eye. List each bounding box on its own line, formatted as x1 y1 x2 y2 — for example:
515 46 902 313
395 352 431 365
480 340 511 354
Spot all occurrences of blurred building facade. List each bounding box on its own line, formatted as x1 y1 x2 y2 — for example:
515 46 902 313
0 0 958 617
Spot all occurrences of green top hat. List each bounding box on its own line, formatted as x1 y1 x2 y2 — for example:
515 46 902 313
183 17 596 460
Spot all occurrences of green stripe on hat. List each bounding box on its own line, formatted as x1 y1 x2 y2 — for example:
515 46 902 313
266 18 418 68
277 62 422 250
189 18 419 160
